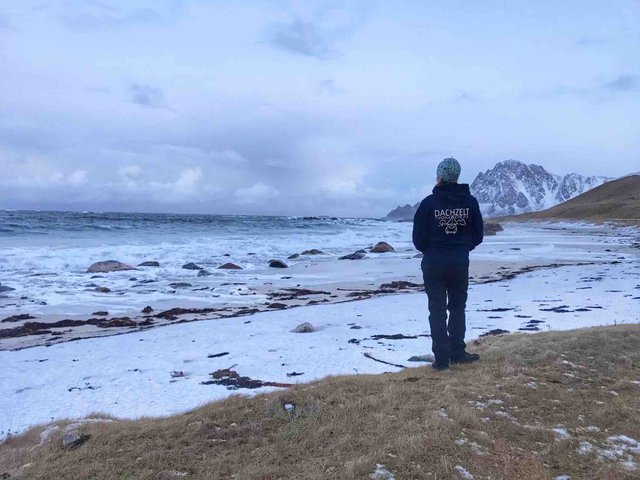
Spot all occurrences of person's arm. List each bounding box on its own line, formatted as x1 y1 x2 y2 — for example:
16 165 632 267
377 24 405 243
470 197 484 251
412 200 430 252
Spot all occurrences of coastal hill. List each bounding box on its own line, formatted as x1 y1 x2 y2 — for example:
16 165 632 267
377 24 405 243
503 174 640 225
1 324 638 478
385 160 610 220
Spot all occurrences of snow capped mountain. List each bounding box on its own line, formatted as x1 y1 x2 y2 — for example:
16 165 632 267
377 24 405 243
471 160 610 216
384 159 610 220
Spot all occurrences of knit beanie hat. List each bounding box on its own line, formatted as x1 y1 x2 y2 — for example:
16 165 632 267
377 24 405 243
436 157 461 183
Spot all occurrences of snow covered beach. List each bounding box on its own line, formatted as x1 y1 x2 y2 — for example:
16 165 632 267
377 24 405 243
0 220 639 438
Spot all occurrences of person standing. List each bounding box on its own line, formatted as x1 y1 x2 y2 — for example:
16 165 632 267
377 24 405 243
412 158 484 371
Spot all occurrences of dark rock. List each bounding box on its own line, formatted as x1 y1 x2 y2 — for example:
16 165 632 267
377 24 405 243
63 431 90 450
0 284 16 293
292 322 315 333
142 306 154 314
138 261 160 267
356 249 368 254
287 253 300 259
484 223 504 236
87 260 136 273
1 313 35 323
217 263 242 270
339 252 366 260
269 259 288 268
301 249 324 255
370 241 395 253
197 269 212 277
182 262 202 270
169 282 192 289
92 311 108 316
94 286 111 293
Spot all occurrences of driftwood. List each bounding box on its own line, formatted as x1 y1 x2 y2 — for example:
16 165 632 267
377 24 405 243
363 352 406 368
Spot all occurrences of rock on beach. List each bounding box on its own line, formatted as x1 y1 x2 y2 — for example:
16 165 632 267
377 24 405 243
370 242 395 253
269 259 288 268
217 263 243 270
87 260 136 273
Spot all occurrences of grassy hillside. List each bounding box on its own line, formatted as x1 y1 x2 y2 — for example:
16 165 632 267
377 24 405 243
1 324 639 479
504 174 640 224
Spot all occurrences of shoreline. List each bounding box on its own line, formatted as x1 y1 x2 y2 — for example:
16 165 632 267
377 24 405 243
2 221 639 351
0 258 617 352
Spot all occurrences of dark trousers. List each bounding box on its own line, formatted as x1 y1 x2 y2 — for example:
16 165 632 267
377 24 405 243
422 262 469 365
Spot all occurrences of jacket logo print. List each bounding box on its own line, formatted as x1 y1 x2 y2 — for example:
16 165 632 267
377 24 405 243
434 208 470 234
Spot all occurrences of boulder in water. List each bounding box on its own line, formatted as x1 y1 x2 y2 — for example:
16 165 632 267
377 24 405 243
339 252 366 260
182 262 202 270
87 260 136 273
269 259 288 268
217 262 243 270
370 241 395 253
301 249 324 255
138 261 160 267
197 269 212 277
287 253 300 259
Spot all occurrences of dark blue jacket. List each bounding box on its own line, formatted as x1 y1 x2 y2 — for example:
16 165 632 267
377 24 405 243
412 183 484 265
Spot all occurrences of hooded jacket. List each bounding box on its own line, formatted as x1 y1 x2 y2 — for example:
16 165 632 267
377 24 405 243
412 183 484 264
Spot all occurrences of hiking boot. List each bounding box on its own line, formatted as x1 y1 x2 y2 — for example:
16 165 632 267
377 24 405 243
431 362 449 371
450 352 480 364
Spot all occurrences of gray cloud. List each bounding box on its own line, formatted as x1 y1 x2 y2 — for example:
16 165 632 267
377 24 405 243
604 75 640 92
128 84 166 108
268 19 334 59
529 74 640 99
266 3 369 60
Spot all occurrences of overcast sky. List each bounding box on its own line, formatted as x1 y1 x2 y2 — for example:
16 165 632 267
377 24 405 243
1 1 638 216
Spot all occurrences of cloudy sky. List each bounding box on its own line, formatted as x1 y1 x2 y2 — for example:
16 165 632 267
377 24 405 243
1 1 638 216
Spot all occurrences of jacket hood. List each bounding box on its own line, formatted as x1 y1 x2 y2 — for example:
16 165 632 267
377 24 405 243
432 182 471 199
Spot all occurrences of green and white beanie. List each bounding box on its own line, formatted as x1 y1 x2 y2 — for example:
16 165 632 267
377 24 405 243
436 157 461 183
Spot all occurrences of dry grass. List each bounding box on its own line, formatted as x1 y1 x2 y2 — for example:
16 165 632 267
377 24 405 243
2 324 639 480
500 174 640 225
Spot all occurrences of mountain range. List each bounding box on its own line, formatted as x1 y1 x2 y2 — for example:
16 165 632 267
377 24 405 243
385 160 610 220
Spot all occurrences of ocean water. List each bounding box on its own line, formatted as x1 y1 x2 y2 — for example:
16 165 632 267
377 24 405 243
0 210 413 316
